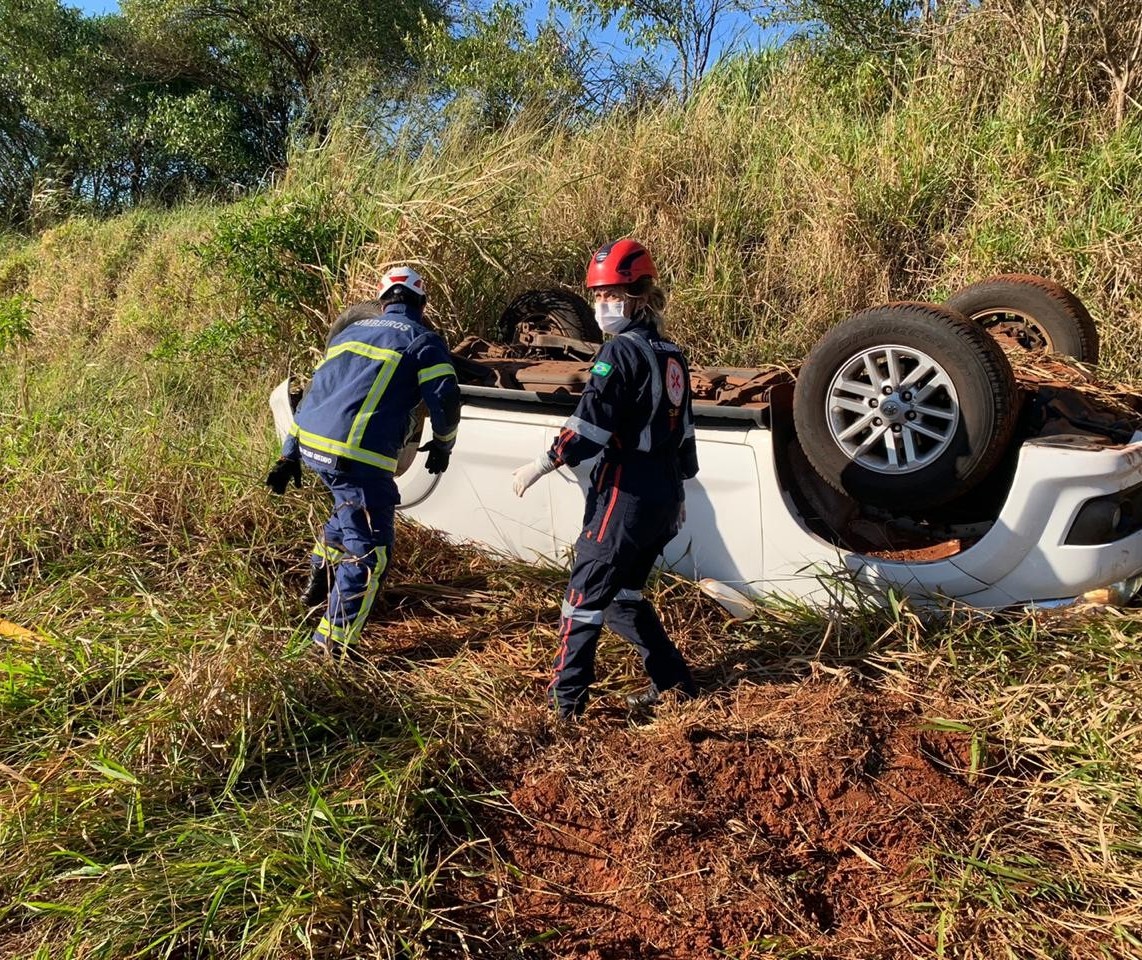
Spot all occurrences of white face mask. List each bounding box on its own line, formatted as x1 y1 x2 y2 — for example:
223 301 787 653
595 298 630 335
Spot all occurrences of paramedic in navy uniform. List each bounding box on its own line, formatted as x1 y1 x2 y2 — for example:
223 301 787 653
512 239 700 718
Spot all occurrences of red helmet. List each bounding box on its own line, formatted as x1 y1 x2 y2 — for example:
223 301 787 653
585 238 658 289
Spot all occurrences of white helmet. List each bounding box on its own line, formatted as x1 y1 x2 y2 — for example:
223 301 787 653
378 265 427 300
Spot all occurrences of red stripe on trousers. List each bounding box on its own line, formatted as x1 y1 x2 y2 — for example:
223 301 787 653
596 465 623 541
548 588 580 693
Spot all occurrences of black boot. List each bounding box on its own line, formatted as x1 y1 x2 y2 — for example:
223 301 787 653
626 683 696 711
625 687 661 711
302 566 330 608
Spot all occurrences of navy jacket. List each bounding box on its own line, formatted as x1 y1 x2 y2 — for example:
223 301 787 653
547 321 698 501
282 303 460 472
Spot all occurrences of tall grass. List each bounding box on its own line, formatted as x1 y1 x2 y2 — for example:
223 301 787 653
1 4 1141 956
2 7 1141 377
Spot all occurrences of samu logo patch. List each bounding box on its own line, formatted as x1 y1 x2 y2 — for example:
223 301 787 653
666 357 686 405
591 361 613 377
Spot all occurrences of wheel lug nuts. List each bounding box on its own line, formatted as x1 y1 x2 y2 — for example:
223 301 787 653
892 424 902 433
873 417 883 426
882 386 893 395
901 391 912 401
905 411 916 420
869 399 878 408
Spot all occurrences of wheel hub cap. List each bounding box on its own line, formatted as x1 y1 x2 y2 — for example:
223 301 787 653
825 344 961 475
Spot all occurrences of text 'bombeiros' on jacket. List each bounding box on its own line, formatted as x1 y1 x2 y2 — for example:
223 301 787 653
281 302 461 472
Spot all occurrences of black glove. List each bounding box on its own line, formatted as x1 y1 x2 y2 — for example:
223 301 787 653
265 456 302 494
418 439 451 475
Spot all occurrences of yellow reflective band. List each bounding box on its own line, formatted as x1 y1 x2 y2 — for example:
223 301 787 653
417 363 456 385
312 542 343 563
295 426 398 471
434 427 458 443
348 354 400 449
316 342 402 372
316 617 348 643
344 546 387 644
288 422 299 437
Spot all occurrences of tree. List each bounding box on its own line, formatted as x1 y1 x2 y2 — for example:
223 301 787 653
419 0 592 129
123 0 448 140
569 0 756 101
0 0 263 223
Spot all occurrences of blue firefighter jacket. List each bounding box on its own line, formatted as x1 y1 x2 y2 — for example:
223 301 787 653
547 320 699 502
281 302 460 474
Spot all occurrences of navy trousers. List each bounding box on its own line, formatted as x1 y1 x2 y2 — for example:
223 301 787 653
550 472 696 717
306 460 396 649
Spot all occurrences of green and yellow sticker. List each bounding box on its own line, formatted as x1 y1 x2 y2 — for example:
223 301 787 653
591 361 613 377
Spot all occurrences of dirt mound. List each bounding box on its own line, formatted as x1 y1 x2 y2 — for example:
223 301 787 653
463 681 992 958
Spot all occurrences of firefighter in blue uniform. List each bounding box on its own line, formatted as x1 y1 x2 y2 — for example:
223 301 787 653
266 266 460 657
512 239 700 717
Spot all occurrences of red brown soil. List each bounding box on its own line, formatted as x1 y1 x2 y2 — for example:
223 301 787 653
460 682 993 958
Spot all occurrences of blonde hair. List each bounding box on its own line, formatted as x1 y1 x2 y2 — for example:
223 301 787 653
628 277 668 335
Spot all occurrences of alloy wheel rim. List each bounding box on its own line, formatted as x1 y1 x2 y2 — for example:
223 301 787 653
826 344 961 475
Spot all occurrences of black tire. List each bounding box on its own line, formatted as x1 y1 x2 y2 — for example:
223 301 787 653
497 288 599 344
945 274 1100 363
793 302 1019 511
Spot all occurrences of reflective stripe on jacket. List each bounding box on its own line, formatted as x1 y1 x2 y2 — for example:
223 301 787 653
547 320 699 495
281 303 460 470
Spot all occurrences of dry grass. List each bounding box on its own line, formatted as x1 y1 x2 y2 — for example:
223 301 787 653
4 381 1139 957
2 5 1142 954
5 8 1142 381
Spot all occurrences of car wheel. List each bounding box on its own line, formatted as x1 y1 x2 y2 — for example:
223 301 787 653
945 274 1099 363
497 288 600 344
793 302 1019 511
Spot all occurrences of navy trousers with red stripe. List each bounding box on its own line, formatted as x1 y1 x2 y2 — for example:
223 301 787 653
549 473 696 717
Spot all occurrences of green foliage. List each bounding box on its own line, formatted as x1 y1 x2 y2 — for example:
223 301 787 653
419 1 591 130
124 0 447 134
188 194 368 353
0 0 262 224
0 293 32 351
569 0 750 100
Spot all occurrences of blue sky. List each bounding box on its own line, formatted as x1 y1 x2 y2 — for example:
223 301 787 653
69 0 781 69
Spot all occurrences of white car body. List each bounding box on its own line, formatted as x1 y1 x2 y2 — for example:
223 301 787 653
271 381 1142 610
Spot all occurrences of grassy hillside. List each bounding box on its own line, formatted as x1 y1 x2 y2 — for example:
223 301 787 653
2 6 1142 957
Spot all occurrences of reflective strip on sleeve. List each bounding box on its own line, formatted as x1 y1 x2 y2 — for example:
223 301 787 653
614 588 644 602
560 600 605 625
317 341 403 369
434 426 458 443
564 415 612 446
417 362 456 385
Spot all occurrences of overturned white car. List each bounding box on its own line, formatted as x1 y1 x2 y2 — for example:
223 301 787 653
273 276 1142 611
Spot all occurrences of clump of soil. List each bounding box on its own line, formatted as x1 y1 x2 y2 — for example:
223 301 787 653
462 681 993 958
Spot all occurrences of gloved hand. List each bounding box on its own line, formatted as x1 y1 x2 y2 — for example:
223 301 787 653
266 456 302 495
513 453 558 497
418 439 451 475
